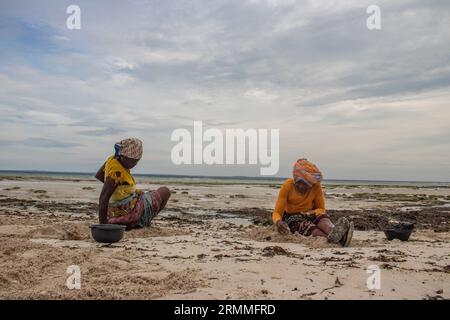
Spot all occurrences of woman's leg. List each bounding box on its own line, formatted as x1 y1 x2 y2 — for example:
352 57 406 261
315 217 334 236
311 227 328 237
156 186 171 210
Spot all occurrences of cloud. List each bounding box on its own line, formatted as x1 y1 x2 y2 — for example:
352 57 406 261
0 138 82 148
77 127 125 136
0 0 449 180
105 56 134 71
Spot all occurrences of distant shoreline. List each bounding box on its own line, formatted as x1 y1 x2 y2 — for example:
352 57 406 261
0 170 449 187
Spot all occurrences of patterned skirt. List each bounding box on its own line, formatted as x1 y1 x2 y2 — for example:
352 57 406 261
107 190 163 228
282 212 330 236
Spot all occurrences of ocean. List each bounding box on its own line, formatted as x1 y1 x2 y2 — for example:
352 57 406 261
0 170 449 187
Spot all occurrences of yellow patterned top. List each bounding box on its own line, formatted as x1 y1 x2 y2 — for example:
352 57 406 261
104 156 138 202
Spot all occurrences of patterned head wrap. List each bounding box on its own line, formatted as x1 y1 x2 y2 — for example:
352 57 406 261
114 138 143 160
293 158 323 187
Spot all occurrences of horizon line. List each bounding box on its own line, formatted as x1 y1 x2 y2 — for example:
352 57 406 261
0 169 449 184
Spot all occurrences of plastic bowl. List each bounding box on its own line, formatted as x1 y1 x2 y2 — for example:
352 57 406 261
383 228 413 241
90 224 126 243
395 222 414 230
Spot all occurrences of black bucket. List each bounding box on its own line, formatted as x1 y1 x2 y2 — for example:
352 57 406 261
383 222 414 241
90 224 126 243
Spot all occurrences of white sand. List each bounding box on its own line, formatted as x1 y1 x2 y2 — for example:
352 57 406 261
0 178 448 299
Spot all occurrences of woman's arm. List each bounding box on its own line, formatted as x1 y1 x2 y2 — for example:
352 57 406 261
95 163 106 183
273 181 290 234
98 177 117 224
312 183 326 216
272 181 289 224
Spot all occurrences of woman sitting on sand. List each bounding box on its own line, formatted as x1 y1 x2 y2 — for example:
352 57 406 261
95 138 171 229
273 158 353 247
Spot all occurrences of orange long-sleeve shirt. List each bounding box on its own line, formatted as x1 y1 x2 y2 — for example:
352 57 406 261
272 178 326 224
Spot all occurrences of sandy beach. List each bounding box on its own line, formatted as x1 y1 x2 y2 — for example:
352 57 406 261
0 174 449 300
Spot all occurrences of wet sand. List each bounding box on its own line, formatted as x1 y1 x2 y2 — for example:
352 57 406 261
0 176 449 299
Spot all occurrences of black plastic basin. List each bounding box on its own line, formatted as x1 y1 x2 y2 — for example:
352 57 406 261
90 224 126 243
383 221 414 241
395 222 414 230
383 228 413 241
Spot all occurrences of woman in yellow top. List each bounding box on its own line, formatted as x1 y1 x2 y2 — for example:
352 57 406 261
95 138 171 229
273 158 353 247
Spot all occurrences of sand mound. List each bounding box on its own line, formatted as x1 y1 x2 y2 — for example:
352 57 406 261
123 224 188 239
77 268 202 300
28 223 90 240
0 229 205 299
244 226 338 248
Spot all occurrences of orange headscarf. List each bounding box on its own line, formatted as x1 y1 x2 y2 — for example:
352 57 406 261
292 158 323 187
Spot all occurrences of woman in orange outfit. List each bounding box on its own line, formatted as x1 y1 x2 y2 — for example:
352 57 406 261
273 158 353 246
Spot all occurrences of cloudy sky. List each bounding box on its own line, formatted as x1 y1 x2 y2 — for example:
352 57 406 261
0 0 449 181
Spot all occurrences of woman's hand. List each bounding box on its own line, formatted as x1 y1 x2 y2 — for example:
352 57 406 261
98 177 117 224
276 220 290 235
95 163 106 183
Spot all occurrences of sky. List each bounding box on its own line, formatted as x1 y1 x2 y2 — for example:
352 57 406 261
0 0 449 181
